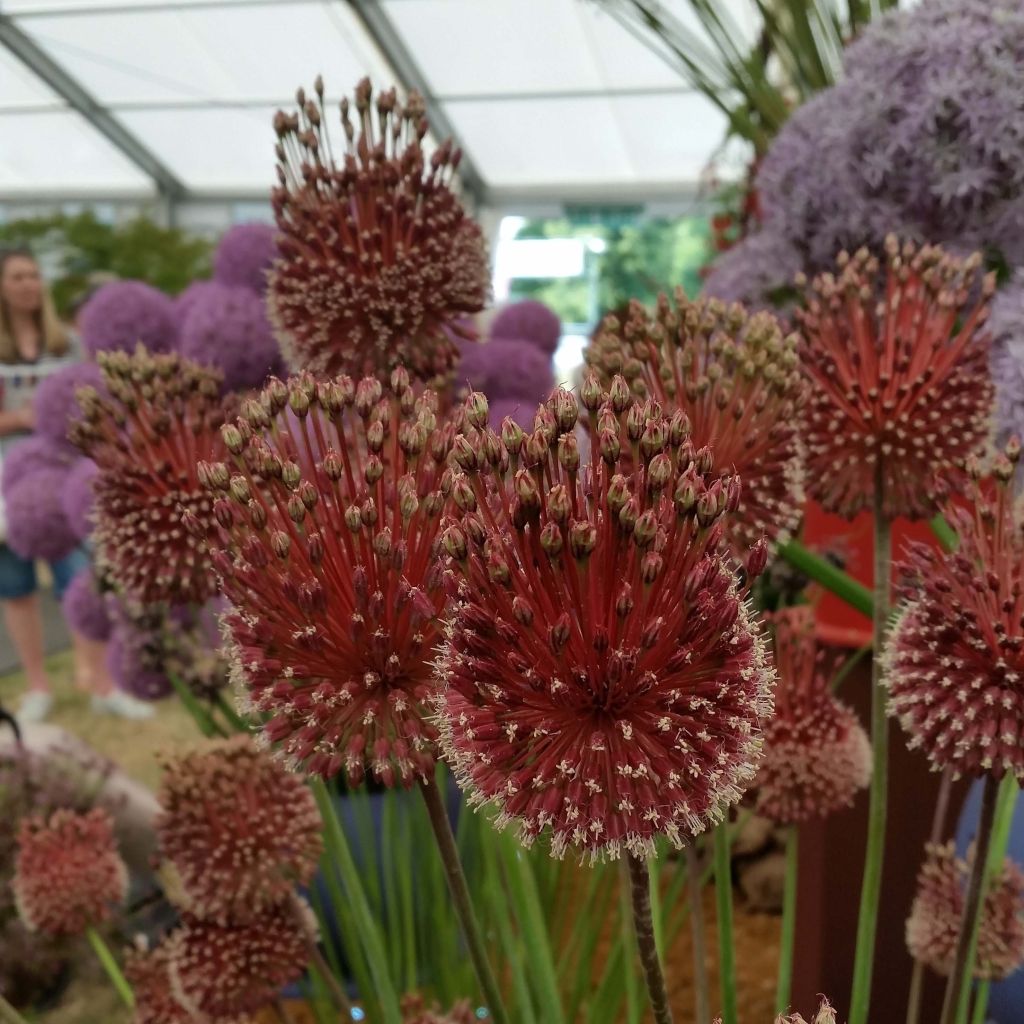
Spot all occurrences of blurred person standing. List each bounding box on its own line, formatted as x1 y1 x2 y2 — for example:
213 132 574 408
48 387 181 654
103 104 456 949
0 248 151 723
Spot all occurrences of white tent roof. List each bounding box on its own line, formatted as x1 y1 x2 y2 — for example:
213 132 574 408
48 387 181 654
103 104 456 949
0 0 753 204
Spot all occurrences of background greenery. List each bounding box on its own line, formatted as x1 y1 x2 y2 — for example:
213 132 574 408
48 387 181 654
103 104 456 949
0 212 212 316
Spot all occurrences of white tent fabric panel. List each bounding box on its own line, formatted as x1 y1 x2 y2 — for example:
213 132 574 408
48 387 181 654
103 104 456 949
16 2 394 106
0 110 151 189
446 92 728 189
0 0 760 200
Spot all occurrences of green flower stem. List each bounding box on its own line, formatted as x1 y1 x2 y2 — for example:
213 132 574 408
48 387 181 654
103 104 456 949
778 540 874 616
418 777 510 1024
775 826 799 1015
626 855 674 1024
87 927 133 1009
848 479 891 1024
713 823 738 1024
311 780 403 1024
970 982 990 1024
929 514 959 552
0 993 30 1024
168 671 222 738
941 775 1000 1024
685 843 711 1024
291 892 354 1020
951 775 1020 1024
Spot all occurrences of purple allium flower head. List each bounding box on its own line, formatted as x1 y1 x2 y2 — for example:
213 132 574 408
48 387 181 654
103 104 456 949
178 282 283 393
490 299 562 355
481 339 554 404
743 0 1024 290
173 280 219 328
1 436 76 495
486 397 533 431
5 468 77 562
702 229 803 311
61 458 99 542
78 281 178 359
106 611 172 701
212 222 278 294
988 271 1024 446
454 340 491 396
32 363 104 447
61 570 112 643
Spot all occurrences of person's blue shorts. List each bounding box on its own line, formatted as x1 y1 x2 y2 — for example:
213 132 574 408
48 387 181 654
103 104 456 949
0 544 89 601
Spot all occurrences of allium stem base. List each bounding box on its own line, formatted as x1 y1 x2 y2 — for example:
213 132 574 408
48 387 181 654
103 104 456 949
686 843 711 1024
418 776 510 1024
626 854 674 1024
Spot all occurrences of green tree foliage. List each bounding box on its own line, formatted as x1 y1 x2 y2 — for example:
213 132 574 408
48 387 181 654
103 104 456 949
0 211 212 315
508 216 711 327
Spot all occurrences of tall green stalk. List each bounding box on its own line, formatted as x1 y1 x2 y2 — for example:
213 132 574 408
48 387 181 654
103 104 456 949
940 775 999 1024
685 843 711 1024
87 927 133 1008
418 777 510 1024
775 826 799 1015
848 475 891 1024
626 855 674 1024
713 823 738 1024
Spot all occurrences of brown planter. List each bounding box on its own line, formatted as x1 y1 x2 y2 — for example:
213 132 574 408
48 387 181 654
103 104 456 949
791 656 967 1020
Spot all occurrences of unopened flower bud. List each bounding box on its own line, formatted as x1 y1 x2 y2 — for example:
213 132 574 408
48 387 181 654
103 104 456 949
373 529 392 558
364 455 384 485
569 520 597 560
609 375 631 413
551 389 578 433
452 434 478 472
322 450 343 480
271 530 291 559
640 551 663 584
746 538 769 580
647 453 672 491
501 417 525 455
287 495 306 523
222 424 244 455
452 476 477 512
558 434 580 474
540 522 564 558
599 428 621 465
618 497 639 533
443 525 468 561
633 509 658 548
465 391 489 429
229 475 251 504
696 490 720 528
282 461 302 490
548 484 571 523
580 372 603 411
548 613 571 652
515 470 541 515
640 422 666 461
345 505 362 532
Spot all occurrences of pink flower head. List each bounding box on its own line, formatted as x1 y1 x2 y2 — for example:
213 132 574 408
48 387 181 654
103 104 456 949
906 841 1024 980
756 606 871 824
437 382 775 859
796 237 994 520
156 737 322 924
125 944 195 1024
69 346 230 605
166 906 309 1020
587 293 805 554
269 78 489 385
202 368 456 783
13 807 127 937
884 445 1024 779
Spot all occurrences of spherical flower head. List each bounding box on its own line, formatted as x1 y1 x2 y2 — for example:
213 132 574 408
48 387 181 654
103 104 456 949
69 346 229 605
796 238 994 520
401 994 476 1024
1 435 76 494
106 611 173 701
906 841 1024 980
587 292 805 554
174 279 220 328
156 736 322 924
702 228 802 312
32 362 104 446
166 906 309 1020
5 467 77 562
269 78 489 385
487 397 533 431
13 807 127 937
61 457 99 542
482 339 554 404
438 384 775 860
61 569 113 643
213 222 278 294
179 282 283 394
78 280 177 359
490 299 561 355
755 606 870 824
987 270 1024 447
204 368 456 783
884 448 1024 778
124 944 192 1024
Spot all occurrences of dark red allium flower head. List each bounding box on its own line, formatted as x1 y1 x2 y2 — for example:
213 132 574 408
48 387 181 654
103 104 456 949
587 293 805 554
756 606 871 824
202 368 455 783
437 384 775 860
906 841 1024 980
69 346 230 605
269 77 489 385
156 736 322 924
166 905 310 1020
884 445 1024 779
796 236 994 520
401 994 476 1024
124 943 195 1024
13 807 127 937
